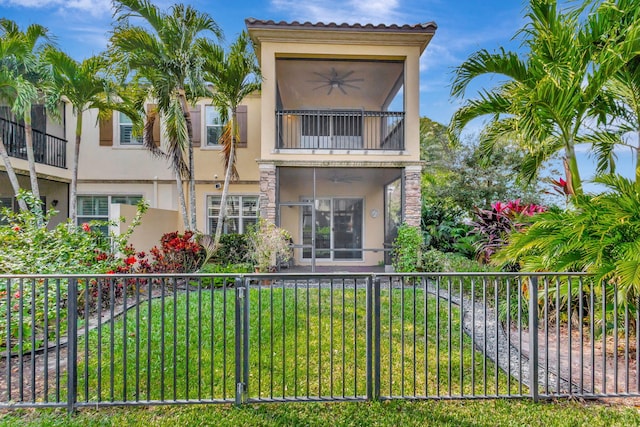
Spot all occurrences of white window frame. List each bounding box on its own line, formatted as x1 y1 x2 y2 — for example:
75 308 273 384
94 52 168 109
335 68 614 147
206 194 258 235
77 195 143 232
205 105 226 147
117 112 142 146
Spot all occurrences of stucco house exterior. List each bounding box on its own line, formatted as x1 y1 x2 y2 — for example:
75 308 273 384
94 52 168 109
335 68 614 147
0 19 436 268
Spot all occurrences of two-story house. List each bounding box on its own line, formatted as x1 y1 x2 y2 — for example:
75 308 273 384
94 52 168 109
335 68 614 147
0 18 436 269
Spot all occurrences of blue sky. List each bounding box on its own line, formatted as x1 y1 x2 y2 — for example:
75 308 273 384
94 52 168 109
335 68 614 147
0 0 635 186
0 0 526 126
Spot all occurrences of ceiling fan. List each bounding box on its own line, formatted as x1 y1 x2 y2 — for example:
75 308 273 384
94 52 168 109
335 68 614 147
309 68 364 95
328 173 362 184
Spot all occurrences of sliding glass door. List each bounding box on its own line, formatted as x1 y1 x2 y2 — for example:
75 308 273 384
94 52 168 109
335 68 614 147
302 198 363 260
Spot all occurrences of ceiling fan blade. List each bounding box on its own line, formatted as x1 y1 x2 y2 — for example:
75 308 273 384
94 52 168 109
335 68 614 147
341 83 361 90
338 85 347 95
327 85 334 95
343 78 364 83
312 84 330 91
340 70 355 79
312 71 332 80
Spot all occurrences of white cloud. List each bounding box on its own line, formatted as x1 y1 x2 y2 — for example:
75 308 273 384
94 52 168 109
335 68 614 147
0 0 112 17
271 0 405 24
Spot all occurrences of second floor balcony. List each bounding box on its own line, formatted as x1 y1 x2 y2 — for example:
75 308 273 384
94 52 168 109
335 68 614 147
0 116 67 169
276 110 404 151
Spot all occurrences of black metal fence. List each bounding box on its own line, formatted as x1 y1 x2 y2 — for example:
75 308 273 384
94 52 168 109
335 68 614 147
0 272 638 412
0 117 67 168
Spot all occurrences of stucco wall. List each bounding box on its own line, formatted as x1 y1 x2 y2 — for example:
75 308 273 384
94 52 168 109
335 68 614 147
111 204 180 254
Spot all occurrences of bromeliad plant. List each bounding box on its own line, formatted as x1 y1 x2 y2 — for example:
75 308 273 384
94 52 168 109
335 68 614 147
470 199 546 264
495 175 640 306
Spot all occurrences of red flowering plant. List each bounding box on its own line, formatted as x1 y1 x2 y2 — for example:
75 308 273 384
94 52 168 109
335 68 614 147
470 199 546 265
136 231 206 274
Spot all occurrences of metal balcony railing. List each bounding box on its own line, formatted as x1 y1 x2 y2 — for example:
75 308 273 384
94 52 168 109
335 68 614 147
276 110 404 150
0 116 67 168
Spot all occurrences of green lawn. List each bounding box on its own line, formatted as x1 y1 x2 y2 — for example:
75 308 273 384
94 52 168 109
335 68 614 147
3 284 640 425
65 284 513 403
3 399 640 426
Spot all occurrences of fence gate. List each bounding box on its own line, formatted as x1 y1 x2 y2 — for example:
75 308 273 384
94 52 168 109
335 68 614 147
239 275 374 403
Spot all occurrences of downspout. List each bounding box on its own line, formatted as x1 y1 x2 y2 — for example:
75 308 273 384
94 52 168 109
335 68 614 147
153 175 158 208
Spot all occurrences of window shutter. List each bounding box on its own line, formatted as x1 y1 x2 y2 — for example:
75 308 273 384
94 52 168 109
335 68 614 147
190 105 201 147
146 104 161 147
237 105 247 146
99 115 113 146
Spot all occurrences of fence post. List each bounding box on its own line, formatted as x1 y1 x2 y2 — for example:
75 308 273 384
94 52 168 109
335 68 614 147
242 277 250 402
366 275 373 400
528 276 539 402
366 275 381 401
67 277 78 414
374 276 381 401
234 276 245 405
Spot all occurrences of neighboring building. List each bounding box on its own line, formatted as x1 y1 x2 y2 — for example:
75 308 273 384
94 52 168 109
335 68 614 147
0 19 437 268
0 104 70 227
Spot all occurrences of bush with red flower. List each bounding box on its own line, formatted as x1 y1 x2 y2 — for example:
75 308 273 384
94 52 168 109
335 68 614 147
136 231 206 274
470 199 546 264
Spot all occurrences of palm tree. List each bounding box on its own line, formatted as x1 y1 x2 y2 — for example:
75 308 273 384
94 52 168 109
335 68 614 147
449 0 638 196
201 31 261 247
0 19 50 214
590 0 640 183
110 0 222 230
0 26 33 211
44 49 134 225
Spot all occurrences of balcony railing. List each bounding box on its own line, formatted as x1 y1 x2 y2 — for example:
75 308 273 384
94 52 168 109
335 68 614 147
0 116 67 168
276 110 404 151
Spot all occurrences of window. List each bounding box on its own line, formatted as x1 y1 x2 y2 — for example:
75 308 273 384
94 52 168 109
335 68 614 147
207 195 258 234
205 106 225 146
119 112 141 145
0 197 12 225
77 195 142 234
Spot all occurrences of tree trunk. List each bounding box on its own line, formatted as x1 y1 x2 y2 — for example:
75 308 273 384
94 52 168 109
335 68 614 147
69 113 82 226
214 109 236 247
176 88 197 230
0 136 28 211
564 139 582 196
23 116 42 221
175 171 189 230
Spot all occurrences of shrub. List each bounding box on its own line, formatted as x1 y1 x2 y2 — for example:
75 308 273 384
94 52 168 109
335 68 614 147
198 262 253 288
137 231 206 274
0 192 148 353
392 224 424 272
211 233 250 265
246 219 292 272
421 201 471 253
470 199 545 264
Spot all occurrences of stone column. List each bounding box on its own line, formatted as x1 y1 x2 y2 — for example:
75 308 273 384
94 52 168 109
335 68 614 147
259 163 277 223
403 165 422 227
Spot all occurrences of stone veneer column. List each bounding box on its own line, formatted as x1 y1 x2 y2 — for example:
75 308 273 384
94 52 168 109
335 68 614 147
259 163 277 223
404 165 422 227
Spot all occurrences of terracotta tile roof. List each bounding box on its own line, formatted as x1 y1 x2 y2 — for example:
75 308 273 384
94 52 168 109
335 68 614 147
245 18 437 33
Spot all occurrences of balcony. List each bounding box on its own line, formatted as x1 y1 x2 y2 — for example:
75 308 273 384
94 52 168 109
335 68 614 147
0 116 67 168
276 110 404 151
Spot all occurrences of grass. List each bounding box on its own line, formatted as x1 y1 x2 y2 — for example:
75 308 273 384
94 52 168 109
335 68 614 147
4 282 640 425
62 284 513 404
2 399 640 426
